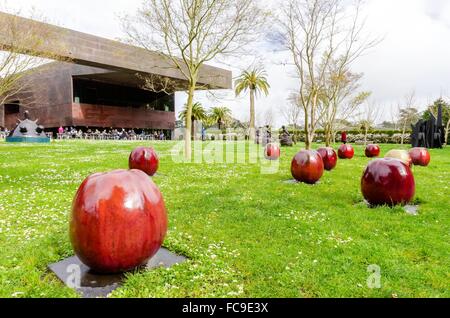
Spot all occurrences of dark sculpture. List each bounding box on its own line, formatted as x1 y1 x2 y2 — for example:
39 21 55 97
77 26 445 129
279 126 294 147
411 105 444 148
6 111 50 143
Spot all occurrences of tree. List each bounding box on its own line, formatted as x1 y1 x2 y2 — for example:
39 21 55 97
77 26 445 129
124 0 266 159
280 0 379 149
209 106 231 130
179 102 207 140
356 98 380 145
0 9 63 126
235 68 270 140
398 91 419 145
422 98 450 145
280 94 303 130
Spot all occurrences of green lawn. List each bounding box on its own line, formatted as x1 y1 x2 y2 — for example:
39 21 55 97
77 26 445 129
0 140 448 298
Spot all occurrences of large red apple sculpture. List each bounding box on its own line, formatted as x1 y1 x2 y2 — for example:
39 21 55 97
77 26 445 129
365 144 380 158
70 169 168 273
384 149 412 167
265 143 281 160
361 158 415 206
317 147 338 171
291 150 324 184
129 146 159 176
338 144 354 159
409 147 430 167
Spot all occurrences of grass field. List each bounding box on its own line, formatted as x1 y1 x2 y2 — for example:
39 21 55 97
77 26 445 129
0 140 448 298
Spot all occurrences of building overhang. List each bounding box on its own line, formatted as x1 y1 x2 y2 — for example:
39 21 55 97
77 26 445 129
0 11 232 90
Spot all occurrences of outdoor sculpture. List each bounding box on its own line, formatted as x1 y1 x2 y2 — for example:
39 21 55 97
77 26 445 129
361 158 415 206
265 143 281 160
411 105 445 148
338 144 354 159
365 144 380 158
291 150 324 184
129 147 159 176
6 111 50 143
385 149 412 167
317 147 338 171
70 169 168 273
409 148 431 167
279 126 294 147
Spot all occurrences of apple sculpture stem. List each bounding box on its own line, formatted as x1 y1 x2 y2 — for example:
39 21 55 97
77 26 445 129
265 143 281 160
70 169 168 273
291 150 324 184
365 144 380 158
361 158 415 206
409 147 431 167
338 144 354 159
317 147 338 171
129 147 159 176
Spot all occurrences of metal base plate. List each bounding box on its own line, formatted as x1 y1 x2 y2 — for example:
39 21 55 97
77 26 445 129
48 248 187 298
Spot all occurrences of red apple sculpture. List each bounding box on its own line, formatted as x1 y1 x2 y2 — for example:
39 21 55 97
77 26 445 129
338 144 354 159
291 150 324 184
317 147 338 171
384 149 412 167
129 146 159 176
265 143 281 160
361 158 415 206
409 147 430 167
70 169 168 273
365 144 380 158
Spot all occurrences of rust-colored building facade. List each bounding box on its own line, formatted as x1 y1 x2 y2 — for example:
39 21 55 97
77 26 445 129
2 62 176 133
0 12 232 135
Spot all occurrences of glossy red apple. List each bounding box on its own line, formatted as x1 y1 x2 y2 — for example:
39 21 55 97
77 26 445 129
409 148 430 167
70 169 168 273
291 150 324 184
265 143 281 160
384 149 412 167
317 147 338 171
361 158 415 206
338 144 354 159
365 144 380 158
129 147 159 176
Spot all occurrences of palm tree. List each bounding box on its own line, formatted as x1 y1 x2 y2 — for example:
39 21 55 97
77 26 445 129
235 68 270 140
179 102 207 140
210 106 232 130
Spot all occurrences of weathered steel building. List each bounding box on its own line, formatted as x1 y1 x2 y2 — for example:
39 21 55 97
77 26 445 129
0 12 232 135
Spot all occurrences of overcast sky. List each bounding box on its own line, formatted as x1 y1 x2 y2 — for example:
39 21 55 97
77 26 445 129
4 0 450 127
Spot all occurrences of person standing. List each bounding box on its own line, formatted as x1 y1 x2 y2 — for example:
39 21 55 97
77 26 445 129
58 126 64 139
341 131 347 144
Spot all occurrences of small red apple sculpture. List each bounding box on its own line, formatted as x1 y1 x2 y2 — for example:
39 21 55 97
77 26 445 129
384 149 412 167
409 148 430 167
365 144 380 158
361 158 415 206
291 150 324 184
317 147 338 171
338 144 354 159
265 143 281 160
129 146 159 176
70 169 168 273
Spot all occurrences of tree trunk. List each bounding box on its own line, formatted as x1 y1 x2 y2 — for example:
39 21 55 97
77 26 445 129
324 124 331 147
401 120 407 145
364 127 368 145
249 89 256 141
304 109 311 150
184 82 195 160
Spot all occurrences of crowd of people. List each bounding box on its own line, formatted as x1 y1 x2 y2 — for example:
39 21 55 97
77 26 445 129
56 127 168 141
